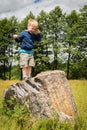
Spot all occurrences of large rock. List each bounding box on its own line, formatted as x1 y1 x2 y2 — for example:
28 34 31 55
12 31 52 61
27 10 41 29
4 70 78 120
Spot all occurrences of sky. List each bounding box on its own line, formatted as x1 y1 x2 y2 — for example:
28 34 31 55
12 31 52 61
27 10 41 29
0 0 87 21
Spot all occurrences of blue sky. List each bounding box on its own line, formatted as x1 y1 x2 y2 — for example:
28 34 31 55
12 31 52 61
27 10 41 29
0 0 87 21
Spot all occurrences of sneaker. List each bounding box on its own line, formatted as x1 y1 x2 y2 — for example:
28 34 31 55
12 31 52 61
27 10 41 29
28 75 32 79
23 77 28 81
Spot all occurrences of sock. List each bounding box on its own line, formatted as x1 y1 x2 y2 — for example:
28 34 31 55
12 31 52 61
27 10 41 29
28 75 31 78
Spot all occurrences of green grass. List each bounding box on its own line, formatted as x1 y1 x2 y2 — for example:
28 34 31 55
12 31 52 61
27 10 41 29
0 80 87 130
69 80 87 119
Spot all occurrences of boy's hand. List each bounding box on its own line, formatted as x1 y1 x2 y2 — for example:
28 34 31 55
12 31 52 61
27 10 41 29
13 34 18 39
34 29 40 34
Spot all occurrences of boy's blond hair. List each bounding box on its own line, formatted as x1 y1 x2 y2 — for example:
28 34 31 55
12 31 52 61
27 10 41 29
28 18 38 28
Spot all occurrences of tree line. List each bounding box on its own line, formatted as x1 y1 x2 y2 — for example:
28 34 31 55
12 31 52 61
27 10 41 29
0 5 87 80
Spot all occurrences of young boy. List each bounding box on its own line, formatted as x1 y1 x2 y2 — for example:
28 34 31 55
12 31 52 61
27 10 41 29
13 19 41 80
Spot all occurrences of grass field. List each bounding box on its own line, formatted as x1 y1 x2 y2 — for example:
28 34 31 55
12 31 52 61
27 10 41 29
0 80 87 130
69 80 87 119
0 80 19 97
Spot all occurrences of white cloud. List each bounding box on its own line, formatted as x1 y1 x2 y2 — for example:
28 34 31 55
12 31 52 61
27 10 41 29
0 0 87 21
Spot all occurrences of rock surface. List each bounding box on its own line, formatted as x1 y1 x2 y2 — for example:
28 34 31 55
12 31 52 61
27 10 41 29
4 70 78 120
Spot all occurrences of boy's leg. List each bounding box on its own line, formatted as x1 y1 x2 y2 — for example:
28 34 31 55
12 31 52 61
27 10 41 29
20 53 29 80
28 54 35 78
20 53 35 79
22 66 32 79
27 66 32 78
22 67 28 79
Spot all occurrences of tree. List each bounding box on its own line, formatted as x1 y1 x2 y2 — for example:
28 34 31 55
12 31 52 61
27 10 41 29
64 10 79 78
70 5 87 79
47 6 65 70
0 16 18 79
34 10 51 74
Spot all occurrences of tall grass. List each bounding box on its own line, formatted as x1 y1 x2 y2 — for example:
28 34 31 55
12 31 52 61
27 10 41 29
0 80 87 130
0 80 19 130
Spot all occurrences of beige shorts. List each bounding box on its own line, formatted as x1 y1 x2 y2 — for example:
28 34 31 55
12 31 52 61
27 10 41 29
20 53 35 68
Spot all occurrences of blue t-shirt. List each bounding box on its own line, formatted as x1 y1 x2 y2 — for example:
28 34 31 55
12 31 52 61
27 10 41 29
19 48 34 54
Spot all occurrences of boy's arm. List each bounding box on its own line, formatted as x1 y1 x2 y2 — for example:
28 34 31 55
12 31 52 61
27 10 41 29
34 29 42 41
13 34 18 39
34 29 40 34
13 32 24 43
13 34 19 43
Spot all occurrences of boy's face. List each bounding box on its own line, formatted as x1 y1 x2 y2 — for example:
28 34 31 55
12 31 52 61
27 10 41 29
27 25 38 34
